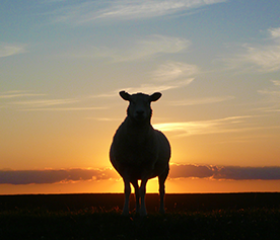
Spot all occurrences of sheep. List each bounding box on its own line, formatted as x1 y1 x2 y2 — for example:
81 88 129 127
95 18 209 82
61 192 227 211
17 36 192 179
110 91 171 216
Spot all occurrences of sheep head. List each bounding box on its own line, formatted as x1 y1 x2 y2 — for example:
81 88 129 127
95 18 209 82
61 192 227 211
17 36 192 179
119 91 161 123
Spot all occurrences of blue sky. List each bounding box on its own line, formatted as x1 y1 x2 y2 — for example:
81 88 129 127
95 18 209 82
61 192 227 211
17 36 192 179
0 0 280 193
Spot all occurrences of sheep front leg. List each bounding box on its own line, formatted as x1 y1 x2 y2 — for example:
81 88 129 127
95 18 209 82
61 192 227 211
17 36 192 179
158 168 169 214
122 178 131 216
159 177 166 214
131 180 140 214
139 178 148 216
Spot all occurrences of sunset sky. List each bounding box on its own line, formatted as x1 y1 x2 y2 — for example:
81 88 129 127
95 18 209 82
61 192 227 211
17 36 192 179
1 0 280 194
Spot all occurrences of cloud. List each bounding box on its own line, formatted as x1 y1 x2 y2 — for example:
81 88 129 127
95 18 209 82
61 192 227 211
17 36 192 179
90 68 195 99
0 43 26 58
213 166 280 180
1 90 107 112
0 168 119 185
258 89 280 98
21 107 107 112
125 35 190 61
9 98 94 112
269 27 280 39
170 164 280 180
257 80 280 112
225 27 280 72
0 91 46 99
43 0 66 3
2 164 280 185
169 96 235 106
91 79 194 98
47 0 227 24
11 99 79 107
71 35 190 62
153 116 252 137
90 91 120 99
152 62 199 82
169 164 213 178
11 99 107 111
271 80 280 86
122 79 194 94
90 117 122 122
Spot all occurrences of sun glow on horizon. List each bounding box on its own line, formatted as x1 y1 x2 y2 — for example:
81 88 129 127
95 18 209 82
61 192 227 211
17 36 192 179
1 1 280 194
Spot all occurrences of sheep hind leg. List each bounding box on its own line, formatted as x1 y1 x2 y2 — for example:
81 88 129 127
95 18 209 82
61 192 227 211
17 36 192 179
139 178 148 216
131 179 140 215
122 178 131 216
158 168 169 214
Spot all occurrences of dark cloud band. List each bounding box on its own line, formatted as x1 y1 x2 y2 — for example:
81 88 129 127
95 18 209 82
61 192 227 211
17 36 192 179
169 165 280 180
1 165 280 185
0 168 119 185
213 166 280 180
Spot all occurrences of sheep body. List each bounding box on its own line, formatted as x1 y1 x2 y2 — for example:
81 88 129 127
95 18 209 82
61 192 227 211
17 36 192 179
110 91 171 216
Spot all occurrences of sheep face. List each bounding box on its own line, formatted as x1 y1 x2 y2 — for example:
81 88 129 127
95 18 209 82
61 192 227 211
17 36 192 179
119 91 161 123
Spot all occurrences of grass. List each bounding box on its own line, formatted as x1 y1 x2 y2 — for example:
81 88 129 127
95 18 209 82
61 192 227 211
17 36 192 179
1 193 280 239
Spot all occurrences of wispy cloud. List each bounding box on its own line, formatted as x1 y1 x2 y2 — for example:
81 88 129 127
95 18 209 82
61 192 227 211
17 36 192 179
2 164 280 185
89 117 122 122
0 91 46 99
153 116 253 137
169 96 235 106
271 80 280 86
124 35 190 61
21 107 107 112
258 89 280 97
11 98 79 107
91 79 194 99
1 90 106 112
70 35 190 62
225 27 280 72
0 43 26 58
257 79 280 112
122 79 194 94
43 0 67 3
152 62 199 82
47 0 227 24
89 77 194 121
91 61 196 98
269 27 280 39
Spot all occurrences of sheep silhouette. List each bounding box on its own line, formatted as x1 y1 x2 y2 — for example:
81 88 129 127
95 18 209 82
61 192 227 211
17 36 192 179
110 91 171 216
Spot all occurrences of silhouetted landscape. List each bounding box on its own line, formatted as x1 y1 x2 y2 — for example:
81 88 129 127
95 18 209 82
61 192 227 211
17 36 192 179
1 193 280 239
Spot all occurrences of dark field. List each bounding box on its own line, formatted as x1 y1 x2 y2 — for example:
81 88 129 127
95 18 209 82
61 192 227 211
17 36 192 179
1 193 280 239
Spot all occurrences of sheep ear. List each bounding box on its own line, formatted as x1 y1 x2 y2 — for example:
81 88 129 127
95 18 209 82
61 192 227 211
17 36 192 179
119 91 131 101
150 92 162 102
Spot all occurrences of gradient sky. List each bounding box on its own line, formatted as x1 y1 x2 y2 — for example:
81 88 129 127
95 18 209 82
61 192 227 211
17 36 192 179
1 0 280 194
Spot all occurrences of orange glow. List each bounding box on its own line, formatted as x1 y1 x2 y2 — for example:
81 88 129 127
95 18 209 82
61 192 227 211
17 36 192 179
2 178 280 195
1 1 280 196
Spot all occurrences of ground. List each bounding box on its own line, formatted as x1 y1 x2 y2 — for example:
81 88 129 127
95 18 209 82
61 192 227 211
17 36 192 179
1 193 280 239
